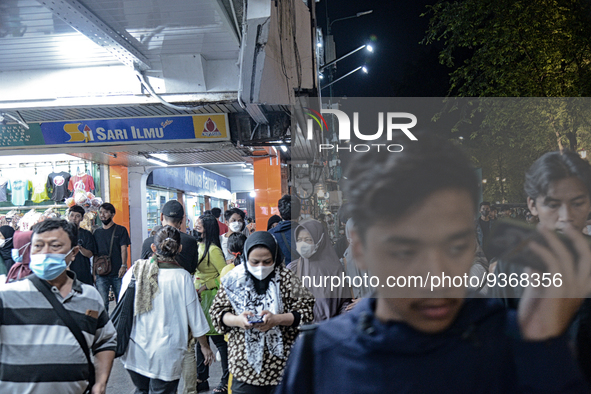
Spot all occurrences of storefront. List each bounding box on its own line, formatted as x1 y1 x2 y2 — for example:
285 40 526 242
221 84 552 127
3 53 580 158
0 153 103 231
146 166 232 234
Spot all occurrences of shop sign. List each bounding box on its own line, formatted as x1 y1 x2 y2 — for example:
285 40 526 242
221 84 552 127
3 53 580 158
148 166 232 199
0 114 229 147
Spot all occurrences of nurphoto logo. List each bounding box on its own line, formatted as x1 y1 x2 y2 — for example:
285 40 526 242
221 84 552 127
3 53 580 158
304 108 418 152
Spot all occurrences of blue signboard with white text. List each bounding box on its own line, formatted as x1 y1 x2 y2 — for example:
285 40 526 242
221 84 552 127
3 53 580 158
148 167 232 199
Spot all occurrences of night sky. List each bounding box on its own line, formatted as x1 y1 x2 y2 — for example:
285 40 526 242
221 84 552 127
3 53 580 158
315 0 450 97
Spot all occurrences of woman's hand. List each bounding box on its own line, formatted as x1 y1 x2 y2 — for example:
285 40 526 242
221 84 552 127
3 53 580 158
255 310 280 332
223 311 256 330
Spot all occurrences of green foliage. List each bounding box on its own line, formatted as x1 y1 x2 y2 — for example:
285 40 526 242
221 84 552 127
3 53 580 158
423 1 591 202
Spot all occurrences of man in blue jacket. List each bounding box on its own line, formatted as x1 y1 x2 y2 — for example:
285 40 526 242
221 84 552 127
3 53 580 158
277 133 590 393
269 194 301 265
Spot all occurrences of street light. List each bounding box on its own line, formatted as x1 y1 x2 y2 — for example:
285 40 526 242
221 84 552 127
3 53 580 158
321 66 367 90
329 10 374 33
320 43 374 72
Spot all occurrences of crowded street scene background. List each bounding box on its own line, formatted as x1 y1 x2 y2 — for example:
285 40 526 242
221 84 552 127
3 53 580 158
2 0 591 393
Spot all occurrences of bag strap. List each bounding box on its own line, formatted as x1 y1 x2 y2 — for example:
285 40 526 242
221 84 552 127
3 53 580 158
108 225 117 257
29 275 95 387
299 324 317 394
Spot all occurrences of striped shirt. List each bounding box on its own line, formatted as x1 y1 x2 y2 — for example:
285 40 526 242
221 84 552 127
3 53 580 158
0 271 117 394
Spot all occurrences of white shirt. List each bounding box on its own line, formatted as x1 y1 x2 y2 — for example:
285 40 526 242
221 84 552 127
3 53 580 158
220 233 230 260
120 266 209 381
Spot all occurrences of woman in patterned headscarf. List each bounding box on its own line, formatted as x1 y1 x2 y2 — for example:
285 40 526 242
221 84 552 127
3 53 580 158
210 231 314 394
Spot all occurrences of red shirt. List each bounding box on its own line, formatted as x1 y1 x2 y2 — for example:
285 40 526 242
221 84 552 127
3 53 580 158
218 220 228 235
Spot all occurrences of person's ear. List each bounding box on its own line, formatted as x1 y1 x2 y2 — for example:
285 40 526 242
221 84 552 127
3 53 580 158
69 246 80 261
160 213 164 224
527 197 538 216
350 227 368 271
151 244 157 253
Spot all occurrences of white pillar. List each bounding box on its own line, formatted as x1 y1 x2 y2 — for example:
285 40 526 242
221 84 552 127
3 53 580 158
128 167 150 262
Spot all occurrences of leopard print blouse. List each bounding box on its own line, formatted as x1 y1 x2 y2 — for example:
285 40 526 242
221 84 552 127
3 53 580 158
210 266 314 386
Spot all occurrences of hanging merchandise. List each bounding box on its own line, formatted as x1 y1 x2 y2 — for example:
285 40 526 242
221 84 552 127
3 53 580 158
31 174 50 203
9 178 31 206
19 209 43 231
41 207 60 220
47 171 71 202
68 173 95 194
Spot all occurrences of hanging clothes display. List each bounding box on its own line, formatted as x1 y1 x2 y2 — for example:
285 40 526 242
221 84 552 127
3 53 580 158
9 179 31 206
47 171 71 202
68 173 95 194
31 174 50 203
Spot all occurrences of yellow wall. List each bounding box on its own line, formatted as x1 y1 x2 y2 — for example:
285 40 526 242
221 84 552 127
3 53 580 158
109 165 131 268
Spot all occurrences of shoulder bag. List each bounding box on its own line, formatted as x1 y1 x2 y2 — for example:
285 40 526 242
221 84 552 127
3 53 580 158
29 275 95 393
94 225 117 276
111 274 136 357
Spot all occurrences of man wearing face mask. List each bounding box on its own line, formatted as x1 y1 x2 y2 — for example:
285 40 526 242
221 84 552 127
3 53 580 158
93 202 131 313
0 219 116 394
220 208 246 262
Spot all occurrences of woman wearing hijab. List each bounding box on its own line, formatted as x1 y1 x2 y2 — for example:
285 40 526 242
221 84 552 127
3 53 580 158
120 226 213 393
0 225 15 272
288 219 352 322
210 231 314 394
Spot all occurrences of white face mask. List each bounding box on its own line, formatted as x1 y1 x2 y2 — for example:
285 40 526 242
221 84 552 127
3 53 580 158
229 222 243 233
296 242 316 259
249 263 275 280
0 239 6 248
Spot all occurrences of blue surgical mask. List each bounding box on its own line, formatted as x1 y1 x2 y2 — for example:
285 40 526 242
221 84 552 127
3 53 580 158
11 249 21 262
30 250 73 281
11 242 30 263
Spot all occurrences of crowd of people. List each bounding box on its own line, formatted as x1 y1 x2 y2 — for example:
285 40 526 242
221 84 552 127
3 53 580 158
4 132 591 393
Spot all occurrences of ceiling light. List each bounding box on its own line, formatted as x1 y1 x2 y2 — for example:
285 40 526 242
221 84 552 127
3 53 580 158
280 145 288 152
249 191 256 197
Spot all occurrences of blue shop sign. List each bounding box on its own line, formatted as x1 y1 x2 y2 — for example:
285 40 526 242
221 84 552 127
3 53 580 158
148 167 232 199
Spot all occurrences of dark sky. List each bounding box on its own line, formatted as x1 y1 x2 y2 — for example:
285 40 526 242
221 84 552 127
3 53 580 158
315 0 449 97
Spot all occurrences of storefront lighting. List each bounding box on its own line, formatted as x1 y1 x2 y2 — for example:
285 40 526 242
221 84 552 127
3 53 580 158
280 145 288 152
146 157 168 167
249 191 256 197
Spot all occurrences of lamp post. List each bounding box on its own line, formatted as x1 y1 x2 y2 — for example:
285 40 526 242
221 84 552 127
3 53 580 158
320 44 373 72
328 10 373 35
321 66 367 90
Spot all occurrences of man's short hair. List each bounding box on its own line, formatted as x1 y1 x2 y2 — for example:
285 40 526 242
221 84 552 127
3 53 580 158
224 207 246 222
31 219 78 249
479 201 491 209
278 194 301 221
99 202 116 214
69 205 86 217
525 150 591 200
343 132 478 242
211 207 222 219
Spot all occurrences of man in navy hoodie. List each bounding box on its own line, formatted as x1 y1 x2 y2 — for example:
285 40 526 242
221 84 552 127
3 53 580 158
269 194 301 265
277 133 591 393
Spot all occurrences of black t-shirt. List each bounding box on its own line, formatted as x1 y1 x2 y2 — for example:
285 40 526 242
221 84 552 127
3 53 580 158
141 232 199 274
69 227 97 285
93 224 131 276
47 172 71 202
